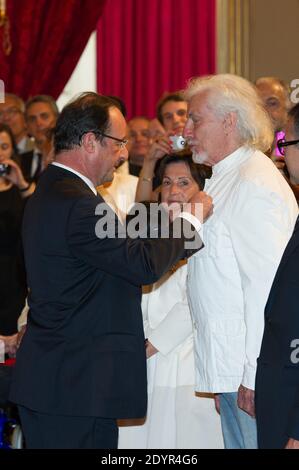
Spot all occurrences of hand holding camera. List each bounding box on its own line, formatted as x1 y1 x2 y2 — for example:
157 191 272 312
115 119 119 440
146 133 187 164
146 135 171 164
0 163 11 177
0 159 32 193
169 135 186 151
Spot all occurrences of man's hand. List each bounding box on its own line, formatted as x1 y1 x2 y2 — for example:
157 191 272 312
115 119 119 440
188 191 213 223
237 384 255 417
285 438 299 449
164 191 213 224
214 394 221 414
145 340 158 358
0 334 18 357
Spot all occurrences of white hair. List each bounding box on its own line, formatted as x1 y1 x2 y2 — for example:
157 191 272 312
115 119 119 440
184 74 274 152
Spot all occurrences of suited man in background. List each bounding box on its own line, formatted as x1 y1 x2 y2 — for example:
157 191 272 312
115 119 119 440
255 77 290 165
21 95 59 183
256 103 299 449
0 93 34 154
10 92 211 449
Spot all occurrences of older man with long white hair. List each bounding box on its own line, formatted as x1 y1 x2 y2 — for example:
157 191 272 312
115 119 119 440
183 74 298 448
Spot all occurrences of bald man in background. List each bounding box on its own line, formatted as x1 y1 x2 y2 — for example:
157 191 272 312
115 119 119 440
255 77 290 164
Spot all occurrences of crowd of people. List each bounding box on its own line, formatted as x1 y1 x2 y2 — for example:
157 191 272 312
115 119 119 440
0 73 299 449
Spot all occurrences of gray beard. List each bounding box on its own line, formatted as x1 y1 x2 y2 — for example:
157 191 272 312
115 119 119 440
192 151 209 164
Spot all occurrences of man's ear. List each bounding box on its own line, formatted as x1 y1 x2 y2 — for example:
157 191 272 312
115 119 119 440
81 132 96 153
223 112 237 135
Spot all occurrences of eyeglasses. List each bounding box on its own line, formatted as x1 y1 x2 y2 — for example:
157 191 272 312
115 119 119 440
80 130 129 149
0 107 21 120
100 132 128 149
277 138 299 156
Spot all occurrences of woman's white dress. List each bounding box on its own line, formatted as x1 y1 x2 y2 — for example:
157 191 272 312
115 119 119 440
118 261 223 449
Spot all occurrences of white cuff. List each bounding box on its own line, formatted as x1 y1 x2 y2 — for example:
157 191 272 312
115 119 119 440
177 212 202 234
242 365 257 390
18 301 29 331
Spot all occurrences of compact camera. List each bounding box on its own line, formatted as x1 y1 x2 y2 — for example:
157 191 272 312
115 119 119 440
0 163 10 176
169 135 186 151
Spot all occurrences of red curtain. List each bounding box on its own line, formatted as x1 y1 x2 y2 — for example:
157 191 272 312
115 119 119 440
0 0 107 100
96 0 215 119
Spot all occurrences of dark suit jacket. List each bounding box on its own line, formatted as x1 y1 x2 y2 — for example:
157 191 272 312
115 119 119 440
10 164 200 419
20 150 42 184
256 217 299 448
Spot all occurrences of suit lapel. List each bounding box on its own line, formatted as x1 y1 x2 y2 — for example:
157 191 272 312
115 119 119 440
266 215 299 312
20 151 34 182
275 215 299 274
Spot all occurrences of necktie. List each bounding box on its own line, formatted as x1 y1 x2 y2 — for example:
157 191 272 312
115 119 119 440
34 153 42 180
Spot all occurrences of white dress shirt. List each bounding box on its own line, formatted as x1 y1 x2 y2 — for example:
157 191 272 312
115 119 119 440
98 172 138 220
187 146 298 392
17 136 35 154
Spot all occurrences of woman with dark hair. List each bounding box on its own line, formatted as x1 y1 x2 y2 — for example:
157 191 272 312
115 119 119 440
136 141 211 202
118 154 223 449
157 153 206 192
0 123 34 338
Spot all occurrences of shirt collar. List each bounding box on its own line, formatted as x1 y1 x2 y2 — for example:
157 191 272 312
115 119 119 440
17 136 27 152
51 162 97 195
211 146 252 177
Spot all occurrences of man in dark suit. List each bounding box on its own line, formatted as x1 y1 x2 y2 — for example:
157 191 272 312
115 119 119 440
10 92 211 449
0 93 34 154
20 95 59 184
256 102 299 449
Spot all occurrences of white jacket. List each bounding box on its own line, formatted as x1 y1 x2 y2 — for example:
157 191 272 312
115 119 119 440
187 146 298 393
118 261 224 449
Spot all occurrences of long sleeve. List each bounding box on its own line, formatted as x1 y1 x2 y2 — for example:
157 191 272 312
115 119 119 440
67 197 201 287
230 179 297 389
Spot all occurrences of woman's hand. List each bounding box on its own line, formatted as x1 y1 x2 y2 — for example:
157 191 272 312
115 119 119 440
1 159 35 196
145 135 172 164
1 158 29 189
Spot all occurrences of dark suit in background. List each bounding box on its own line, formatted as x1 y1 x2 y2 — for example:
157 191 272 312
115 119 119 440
20 150 42 184
256 217 299 448
10 164 200 448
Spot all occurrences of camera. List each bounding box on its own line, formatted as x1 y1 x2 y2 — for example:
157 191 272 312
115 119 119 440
0 163 10 176
169 135 186 151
